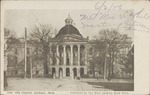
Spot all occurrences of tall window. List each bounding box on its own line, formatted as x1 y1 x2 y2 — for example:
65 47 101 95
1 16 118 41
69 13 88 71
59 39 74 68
27 48 30 54
36 69 39 74
73 53 75 57
7 55 11 67
60 53 62 65
46 69 48 74
15 57 18 64
15 48 17 54
35 48 38 54
89 47 93 55
80 53 82 58
27 57 30 64
15 70 18 75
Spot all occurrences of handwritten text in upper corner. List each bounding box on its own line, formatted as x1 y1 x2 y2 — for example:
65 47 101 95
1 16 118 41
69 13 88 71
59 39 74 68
79 0 150 32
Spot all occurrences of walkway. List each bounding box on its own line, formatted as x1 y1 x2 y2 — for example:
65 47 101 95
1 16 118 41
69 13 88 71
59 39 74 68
5 78 112 91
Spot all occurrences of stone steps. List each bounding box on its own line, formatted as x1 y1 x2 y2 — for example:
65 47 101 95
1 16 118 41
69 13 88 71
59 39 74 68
62 77 71 80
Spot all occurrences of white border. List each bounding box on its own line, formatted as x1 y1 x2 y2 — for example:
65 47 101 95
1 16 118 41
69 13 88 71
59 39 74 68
1 0 150 94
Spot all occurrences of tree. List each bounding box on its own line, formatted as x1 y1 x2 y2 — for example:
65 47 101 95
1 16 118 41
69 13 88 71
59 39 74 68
124 45 134 78
88 40 106 78
4 28 19 86
4 28 19 53
93 29 132 80
29 24 54 76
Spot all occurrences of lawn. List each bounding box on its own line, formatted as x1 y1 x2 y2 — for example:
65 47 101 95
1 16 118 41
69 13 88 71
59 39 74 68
86 82 134 91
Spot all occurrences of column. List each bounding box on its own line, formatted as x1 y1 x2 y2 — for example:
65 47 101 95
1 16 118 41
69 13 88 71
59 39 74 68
77 45 80 65
70 68 73 79
85 45 88 65
55 68 59 78
63 45 66 65
77 68 80 78
49 45 52 65
70 45 73 65
56 45 59 65
84 67 87 75
63 68 66 77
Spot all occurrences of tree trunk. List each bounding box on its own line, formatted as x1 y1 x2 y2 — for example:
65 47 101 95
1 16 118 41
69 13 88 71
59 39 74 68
92 67 95 78
111 52 115 78
108 50 112 81
43 44 50 77
43 54 48 77
4 71 8 87
132 55 134 79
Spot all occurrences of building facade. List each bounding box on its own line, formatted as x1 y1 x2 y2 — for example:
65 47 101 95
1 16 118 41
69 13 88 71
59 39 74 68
5 15 133 79
6 15 89 79
48 15 88 79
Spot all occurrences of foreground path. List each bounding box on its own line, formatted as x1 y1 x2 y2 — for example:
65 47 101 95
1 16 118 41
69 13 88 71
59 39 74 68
5 78 112 91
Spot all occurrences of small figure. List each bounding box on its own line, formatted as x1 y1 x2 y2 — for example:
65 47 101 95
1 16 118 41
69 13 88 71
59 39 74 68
77 76 80 80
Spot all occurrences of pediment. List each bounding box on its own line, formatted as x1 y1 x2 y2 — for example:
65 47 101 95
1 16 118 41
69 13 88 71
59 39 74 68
57 35 87 42
64 36 79 41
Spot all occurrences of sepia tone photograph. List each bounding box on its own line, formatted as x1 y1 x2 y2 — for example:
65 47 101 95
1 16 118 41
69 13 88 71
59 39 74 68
3 9 134 91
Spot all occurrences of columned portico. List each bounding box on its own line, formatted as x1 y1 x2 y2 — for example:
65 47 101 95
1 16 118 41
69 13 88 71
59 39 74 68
50 15 88 79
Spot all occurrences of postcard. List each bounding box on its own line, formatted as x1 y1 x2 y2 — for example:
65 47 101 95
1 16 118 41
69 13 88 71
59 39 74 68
0 0 150 95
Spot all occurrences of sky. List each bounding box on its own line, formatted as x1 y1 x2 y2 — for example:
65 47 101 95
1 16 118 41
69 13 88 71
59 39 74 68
5 9 134 40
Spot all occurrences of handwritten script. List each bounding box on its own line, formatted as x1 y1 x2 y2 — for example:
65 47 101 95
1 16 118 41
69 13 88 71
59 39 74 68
80 0 150 32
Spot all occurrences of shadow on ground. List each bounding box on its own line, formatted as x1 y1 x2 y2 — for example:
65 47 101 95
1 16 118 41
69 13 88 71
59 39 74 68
86 82 134 91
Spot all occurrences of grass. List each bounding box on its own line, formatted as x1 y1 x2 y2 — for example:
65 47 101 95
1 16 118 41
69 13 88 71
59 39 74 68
86 82 134 91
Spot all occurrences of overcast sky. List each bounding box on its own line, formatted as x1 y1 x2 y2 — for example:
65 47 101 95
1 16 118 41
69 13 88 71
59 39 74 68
5 9 134 40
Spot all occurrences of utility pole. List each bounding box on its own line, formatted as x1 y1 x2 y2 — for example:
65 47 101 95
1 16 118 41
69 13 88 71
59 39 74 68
104 44 108 79
31 58 32 79
104 48 107 79
24 28 27 78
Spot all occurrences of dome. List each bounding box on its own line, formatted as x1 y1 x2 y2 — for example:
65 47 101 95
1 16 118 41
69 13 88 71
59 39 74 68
55 14 83 38
55 25 83 38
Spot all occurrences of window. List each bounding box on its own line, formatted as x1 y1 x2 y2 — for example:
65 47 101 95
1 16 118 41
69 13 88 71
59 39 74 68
15 70 18 75
73 53 75 57
89 47 93 55
36 70 39 74
27 48 30 54
90 71 92 74
7 55 10 67
35 48 38 54
46 69 48 74
15 48 17 54
27 57 30 64
15 57 18 64
80 53 82 58
67 58 69 65
99 70 102 75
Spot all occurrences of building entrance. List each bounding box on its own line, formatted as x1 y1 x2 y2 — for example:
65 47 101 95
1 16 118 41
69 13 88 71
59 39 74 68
66 68 70 76
52 68 56 78
73 68 77 79
80 68 84 78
